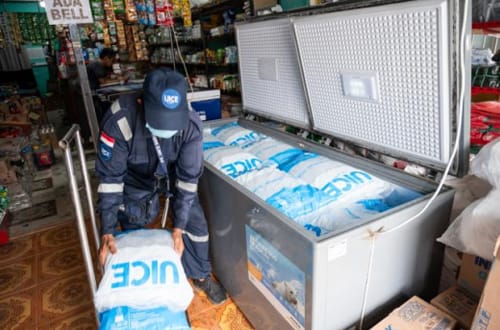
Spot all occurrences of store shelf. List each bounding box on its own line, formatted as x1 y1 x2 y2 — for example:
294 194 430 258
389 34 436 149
472 86 500 95
473 21 500 29
206 32 235 40
191 0 245 18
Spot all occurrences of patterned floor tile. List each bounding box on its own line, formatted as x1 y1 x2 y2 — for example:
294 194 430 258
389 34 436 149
37 245 86 283
39 305 97 330
0 234 37 264
38 222 80 251
39 273 93 324
0 288 37 330
189 299 254 330
187 292 227 319
0 255 37 298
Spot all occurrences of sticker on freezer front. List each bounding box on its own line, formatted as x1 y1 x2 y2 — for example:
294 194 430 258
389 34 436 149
246 225 305 330
328 240 348 261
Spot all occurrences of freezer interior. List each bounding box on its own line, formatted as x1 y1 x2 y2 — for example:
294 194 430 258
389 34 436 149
203 120 428 238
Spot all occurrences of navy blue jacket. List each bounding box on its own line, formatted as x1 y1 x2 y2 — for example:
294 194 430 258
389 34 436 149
95 93 204 235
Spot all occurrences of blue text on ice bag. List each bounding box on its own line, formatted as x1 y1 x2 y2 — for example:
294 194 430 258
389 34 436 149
221 158 263 178
111 260 180 288
321 171 373 199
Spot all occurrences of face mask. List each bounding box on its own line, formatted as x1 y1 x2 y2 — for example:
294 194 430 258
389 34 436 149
146 123 178 139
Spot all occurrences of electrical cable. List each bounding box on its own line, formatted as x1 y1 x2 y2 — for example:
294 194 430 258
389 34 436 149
165 10 194 94
357 0 469 327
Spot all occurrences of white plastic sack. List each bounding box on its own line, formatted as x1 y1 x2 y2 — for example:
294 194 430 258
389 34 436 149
94 229 194 314
235 167 335 220
202 133 224 151
437 189 500 261
470 137 500 188
295 199 383 236
211 122 266 147
204 145 264 179
283 154 399 203
243 138 305 168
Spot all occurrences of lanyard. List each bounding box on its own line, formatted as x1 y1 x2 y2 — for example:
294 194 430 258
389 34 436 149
152 135 168 177
152 135 171 228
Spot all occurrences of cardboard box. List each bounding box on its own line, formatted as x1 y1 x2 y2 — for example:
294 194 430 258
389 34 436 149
253 0 277 14
471 237 500 330
458 253 493 297
431 286 479 329
371 296 457 330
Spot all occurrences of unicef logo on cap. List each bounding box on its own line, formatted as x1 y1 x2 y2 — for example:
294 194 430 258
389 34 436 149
161 89 181 110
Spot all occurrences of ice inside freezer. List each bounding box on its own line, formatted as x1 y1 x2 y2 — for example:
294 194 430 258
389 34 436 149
203 122 422 236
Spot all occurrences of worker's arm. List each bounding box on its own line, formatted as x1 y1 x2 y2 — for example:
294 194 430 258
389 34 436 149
94 101 130 265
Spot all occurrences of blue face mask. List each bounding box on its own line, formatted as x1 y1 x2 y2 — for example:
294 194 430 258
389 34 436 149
146 123 178 139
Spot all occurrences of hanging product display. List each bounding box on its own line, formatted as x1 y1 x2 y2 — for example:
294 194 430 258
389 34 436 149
18 14 56 45
112 0 126 20
155 0 174 26
124 0 138 22
90 0 106 20
103 0 116 21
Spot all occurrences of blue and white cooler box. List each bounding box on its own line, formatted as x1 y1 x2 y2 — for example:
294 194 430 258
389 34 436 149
95 230 193 330
188 89 221 121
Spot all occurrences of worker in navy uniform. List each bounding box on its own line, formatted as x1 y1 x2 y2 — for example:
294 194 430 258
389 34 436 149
95 68 227 305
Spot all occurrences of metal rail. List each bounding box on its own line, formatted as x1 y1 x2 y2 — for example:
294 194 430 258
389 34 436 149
59 124 100 297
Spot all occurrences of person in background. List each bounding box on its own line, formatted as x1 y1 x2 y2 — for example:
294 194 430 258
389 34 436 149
95 67 227 305
86 47 120 90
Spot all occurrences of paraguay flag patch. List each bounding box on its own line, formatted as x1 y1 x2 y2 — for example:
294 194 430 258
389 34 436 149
99 132 115 161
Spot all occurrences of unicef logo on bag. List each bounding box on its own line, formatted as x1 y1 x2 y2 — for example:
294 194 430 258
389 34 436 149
161 89 181 109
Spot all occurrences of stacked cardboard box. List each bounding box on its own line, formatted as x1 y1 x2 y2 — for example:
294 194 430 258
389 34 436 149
371 296 457 330
470 237 500 330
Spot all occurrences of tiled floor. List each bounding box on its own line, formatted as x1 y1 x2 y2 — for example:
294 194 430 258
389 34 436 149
0 220 254 329
1 108 254 329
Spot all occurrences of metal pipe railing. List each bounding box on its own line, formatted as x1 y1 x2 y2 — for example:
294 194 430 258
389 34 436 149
59 124 100 297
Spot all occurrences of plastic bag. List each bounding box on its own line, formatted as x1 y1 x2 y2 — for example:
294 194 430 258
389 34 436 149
243 138 305 168
210 122 266 147
437 189 500 261
94 229 193 314
470 137 500 188
204 145 264 179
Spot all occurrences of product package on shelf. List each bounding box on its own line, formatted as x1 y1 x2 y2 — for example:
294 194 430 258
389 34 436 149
103 0 116 21
125 25 138 61
112 0 126 20
155 0 174 26
115 20 127 50
135 0 152 24
171 0 192 26
147 0 156 25
91 0 105 20
124 0 138 22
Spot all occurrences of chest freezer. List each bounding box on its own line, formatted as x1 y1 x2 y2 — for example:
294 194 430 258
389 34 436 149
199 1 470 329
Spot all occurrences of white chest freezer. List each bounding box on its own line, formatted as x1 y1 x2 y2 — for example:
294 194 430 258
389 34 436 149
199 1 471 329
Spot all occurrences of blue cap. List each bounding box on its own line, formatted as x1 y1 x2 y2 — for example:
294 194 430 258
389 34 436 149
143 68 189 131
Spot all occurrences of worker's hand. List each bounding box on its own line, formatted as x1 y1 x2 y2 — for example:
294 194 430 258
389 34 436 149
172 228 184 256
99 234 117 267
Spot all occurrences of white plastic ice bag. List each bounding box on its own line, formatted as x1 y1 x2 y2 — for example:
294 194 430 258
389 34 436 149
204 145 264 179
211 122 266 147
94 229 194 313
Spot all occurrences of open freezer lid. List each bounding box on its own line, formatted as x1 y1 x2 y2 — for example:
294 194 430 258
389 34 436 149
236 18 310 129
291 0 469 172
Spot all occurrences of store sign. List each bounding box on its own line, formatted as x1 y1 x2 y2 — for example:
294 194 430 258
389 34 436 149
45 0 93 25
